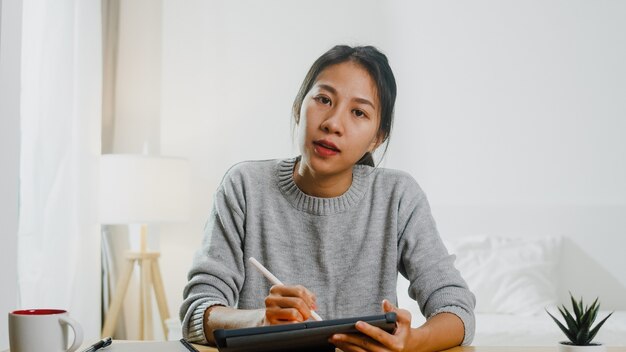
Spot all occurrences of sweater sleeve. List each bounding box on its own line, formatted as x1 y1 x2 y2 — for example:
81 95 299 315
397 181 476 345
179 180 247 344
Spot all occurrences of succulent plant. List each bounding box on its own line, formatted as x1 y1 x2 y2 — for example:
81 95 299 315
546 292 614 346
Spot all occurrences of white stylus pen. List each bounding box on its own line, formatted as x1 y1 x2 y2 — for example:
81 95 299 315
248 256 323 321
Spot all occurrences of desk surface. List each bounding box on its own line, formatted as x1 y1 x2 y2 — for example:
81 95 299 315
191 345 626 352
440 348 625 352
4 342 626 352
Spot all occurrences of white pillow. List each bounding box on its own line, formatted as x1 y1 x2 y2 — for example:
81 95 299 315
444 236 561 316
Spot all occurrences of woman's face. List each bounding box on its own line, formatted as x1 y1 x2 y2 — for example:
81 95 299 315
297 61 381 177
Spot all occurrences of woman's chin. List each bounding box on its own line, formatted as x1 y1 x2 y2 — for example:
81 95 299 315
303 156 352 178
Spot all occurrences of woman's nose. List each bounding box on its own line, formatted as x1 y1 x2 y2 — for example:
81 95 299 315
320 110 344 135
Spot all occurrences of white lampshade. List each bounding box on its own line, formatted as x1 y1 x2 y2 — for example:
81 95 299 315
99 154 190 224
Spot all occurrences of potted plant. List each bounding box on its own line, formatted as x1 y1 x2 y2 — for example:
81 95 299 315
546 293 614 351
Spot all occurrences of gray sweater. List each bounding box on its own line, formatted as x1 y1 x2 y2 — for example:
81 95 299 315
180 157 475 345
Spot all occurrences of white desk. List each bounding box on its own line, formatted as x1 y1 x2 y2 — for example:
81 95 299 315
5 342 625 352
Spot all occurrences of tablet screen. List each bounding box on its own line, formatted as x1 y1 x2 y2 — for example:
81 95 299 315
213 312 397 352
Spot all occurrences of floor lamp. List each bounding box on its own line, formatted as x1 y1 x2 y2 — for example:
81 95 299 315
99 154 190 340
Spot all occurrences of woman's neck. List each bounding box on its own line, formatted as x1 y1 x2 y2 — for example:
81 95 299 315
293 159 353 198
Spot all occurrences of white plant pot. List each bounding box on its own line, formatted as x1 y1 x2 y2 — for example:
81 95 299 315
558 342 606 352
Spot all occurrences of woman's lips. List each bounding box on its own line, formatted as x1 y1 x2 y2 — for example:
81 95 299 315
313 139 340 151
313 141 340 157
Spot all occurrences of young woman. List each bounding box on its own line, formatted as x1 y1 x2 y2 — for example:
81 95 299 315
180 45 475 352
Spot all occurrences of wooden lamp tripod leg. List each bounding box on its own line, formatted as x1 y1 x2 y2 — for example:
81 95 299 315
141 256 154 340
102 224 171 341
151 258 170 338
102 257 135 337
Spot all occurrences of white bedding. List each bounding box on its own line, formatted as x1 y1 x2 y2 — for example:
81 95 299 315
473 311 626 346
405 308 626 346
430 235 626 346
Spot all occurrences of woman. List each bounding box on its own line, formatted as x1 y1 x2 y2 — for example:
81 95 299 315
180 45 475 352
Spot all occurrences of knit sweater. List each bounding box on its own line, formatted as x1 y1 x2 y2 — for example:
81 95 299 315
180 157 476 345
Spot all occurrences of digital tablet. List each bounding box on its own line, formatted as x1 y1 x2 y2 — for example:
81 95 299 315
213 312 397 352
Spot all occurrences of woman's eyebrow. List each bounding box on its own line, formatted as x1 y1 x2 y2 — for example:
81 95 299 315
317 84 337 94
353 97 375 110
317 84 375 109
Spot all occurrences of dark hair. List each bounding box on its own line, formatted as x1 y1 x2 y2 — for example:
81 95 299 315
292 45 397 167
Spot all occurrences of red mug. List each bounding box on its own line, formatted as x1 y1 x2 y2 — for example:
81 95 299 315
8 309 83 352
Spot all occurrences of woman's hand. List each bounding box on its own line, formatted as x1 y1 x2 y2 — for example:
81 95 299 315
263 284 318 325
329 299 426 352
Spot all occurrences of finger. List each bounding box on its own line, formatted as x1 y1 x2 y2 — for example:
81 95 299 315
330 341 369 352
270 284 318 308
382 300 411 324
354 321 397 348
396 309 412 326
330 333 386 352
382 299 397 313
382 300 412 333
269 285 317 308
264 296 313 320
265 307 304 324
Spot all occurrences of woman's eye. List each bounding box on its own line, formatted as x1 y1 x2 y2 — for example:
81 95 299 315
316 96 331 105
353 109 366 118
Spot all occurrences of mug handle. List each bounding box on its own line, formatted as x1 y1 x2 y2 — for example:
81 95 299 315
59 316 84 352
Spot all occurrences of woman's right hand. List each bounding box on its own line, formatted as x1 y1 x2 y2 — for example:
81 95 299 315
263 284 318 325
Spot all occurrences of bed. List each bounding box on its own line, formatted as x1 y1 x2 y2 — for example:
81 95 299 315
397 234 626 346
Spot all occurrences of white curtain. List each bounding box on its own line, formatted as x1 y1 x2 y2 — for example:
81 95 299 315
18 0 102 340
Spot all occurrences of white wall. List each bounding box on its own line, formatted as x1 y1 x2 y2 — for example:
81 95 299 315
384 0 626 308
159 0 626 324
385 0 626 205
0 0 22 348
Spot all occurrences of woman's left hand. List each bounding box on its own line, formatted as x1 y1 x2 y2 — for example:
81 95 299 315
329 299 423 352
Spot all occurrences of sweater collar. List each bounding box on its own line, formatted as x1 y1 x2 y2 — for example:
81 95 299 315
277 157 370 215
